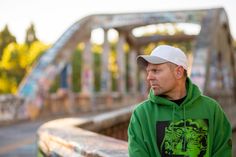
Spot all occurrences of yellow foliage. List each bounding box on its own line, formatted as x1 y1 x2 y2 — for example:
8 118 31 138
77 42 85 50
92 44 103 54
0 43 19 70
18 44 29 68
0 76 17 93
0 41 49 70
123 43 130 53
143 43 156 55
0 41 49 93
27 41 49 66
0 77 10 92
108 50 118 73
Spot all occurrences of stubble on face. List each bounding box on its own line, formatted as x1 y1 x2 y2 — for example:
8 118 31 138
147 63 177 97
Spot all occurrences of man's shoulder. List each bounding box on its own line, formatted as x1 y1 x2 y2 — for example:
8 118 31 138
131 99 154 121
198 94 219 107
134 99 151 112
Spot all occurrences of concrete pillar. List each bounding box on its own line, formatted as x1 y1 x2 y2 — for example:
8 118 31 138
80 38 94 111
81 39 93 95
101 30 111 93
116 32 126 95
129 49 138 95
140 70 148 99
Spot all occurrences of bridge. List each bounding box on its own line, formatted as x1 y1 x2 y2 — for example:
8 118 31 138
0 7 236 156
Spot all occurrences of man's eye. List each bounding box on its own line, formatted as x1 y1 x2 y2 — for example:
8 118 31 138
146 69 161 73
153 69 160 73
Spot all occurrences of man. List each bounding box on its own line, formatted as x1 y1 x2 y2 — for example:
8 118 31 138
128 45 232 157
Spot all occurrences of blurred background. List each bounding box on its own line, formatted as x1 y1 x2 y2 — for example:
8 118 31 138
0 0 236 156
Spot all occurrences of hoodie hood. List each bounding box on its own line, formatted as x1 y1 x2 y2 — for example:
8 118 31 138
148 77 202 107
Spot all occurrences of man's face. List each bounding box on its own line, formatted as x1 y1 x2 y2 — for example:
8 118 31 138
146 63 177 96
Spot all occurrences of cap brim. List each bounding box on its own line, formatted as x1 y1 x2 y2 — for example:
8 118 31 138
137 55 168 68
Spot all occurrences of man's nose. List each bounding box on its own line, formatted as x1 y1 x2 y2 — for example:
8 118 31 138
147 72 154 80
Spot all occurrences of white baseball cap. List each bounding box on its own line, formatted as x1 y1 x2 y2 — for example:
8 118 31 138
137 45 188 70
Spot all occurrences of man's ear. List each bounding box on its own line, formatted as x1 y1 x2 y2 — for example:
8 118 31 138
175 66 184 79
176 72 181 79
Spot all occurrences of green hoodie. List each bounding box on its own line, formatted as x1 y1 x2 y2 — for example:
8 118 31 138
128 78 232 157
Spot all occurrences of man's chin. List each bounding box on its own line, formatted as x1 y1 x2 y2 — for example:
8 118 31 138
153 91 160 96
153 90 164 96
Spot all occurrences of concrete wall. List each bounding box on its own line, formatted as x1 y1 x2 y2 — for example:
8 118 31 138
0 93 140 124
37 105 134 157
0 95 24 123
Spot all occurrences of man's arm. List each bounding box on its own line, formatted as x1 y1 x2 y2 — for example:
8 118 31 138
128 110 149 157
212 103 232 157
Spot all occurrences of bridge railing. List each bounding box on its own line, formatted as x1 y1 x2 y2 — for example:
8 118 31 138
0 94 24 124
37 104 134 157
0 92 141 124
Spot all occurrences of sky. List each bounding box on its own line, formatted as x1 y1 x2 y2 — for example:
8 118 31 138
0 0 236 43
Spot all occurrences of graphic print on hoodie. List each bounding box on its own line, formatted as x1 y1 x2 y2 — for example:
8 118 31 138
156 119 208 157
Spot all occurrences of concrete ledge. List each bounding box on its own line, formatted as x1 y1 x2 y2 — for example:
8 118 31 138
0 94 24 123
37 105 135 157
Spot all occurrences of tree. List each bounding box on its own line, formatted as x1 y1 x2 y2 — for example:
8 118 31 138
25 23 38 46
0 25 16 59
0 41 49 94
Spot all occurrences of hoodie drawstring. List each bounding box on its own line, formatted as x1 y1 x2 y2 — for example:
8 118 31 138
171 105 176 154
182 105 187 152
